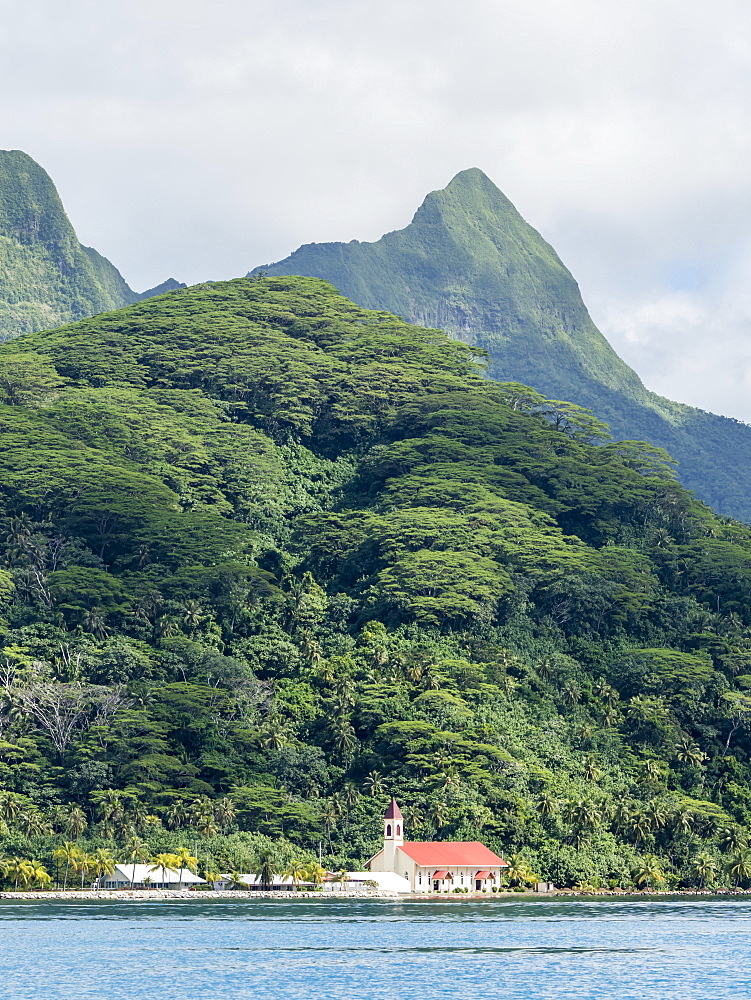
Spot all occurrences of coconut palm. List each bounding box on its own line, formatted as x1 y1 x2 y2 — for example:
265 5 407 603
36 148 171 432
18 810 50 838
718 826 748 853
0 792 21 825
123 836 149 888
505 856 533 887
321 800 338 850
282 859 310 891
632 854 666 889
64 805 88 840
173 847 198 889
645 799 670 832
90 849 116 889
5 857 33 891
254 847 277 890
214 797 235 830
726 849 751 888
303 862 327 889
149 853 180 889
362 771 385 797
76 852 94 889
536 793 558 820
53 842 82 891
332 869 350 892
629 811 652 847
673 810 695 838
28 861 51 890
582 757 602 783
166 801 188 831
691 852 718 889
676 741 707 767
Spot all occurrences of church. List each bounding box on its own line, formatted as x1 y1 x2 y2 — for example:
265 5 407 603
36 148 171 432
367 798 509 893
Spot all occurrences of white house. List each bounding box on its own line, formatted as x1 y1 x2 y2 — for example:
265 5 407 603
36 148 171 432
100 864 205 890
213 873 306 891
367 798 509 893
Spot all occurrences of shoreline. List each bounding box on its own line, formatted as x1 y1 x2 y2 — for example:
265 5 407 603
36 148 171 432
2 887 751 901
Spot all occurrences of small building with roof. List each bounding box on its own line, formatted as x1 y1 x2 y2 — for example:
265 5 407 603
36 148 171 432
367 798 509 893
100 864 205 890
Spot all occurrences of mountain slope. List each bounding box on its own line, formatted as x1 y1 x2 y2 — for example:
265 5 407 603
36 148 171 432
2 275 751 886
251 168 751 522
0 150 183 339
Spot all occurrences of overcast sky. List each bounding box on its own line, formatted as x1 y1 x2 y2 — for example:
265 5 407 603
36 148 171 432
2 0 751 419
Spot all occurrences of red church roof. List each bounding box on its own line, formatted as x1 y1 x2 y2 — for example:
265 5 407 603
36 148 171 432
384 798 403 820
398 842 507 867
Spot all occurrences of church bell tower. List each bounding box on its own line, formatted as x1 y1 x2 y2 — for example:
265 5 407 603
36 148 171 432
382 797 404 871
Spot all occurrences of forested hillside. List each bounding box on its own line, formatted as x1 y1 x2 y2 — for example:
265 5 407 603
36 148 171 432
253 168 751 524
0 150 183 341
1 275 751 890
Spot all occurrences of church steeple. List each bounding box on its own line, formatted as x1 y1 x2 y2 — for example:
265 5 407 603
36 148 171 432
382 798 404 868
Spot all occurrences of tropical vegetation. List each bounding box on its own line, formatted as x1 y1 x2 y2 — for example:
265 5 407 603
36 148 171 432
0 275 750 890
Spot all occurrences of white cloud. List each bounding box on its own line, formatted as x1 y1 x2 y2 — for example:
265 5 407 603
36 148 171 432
1 0 751 416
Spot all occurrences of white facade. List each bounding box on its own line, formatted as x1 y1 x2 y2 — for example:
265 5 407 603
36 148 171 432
368 800 509 893
101 864 205 889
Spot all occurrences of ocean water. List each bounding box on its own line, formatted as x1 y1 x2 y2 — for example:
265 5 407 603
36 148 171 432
0 896 749 1000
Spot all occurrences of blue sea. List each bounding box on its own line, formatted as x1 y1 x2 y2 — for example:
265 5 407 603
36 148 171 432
0 896 749 1000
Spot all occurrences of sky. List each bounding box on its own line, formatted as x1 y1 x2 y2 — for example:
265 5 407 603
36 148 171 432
1 0 751 419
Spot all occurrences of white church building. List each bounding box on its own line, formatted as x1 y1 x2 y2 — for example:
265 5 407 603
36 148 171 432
367 798 509 893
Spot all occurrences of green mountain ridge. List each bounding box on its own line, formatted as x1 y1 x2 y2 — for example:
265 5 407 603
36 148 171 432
0 276 751 888
0 150 184 340
251 168 751 522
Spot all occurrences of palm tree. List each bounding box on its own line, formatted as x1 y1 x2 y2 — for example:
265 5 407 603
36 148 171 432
123 836 149 887
505 856 534 887
632 854 666 889
321 800 338 850
28 861 52 890
303 862 327 890
254 847 277 891
91 849 116 889
0 793 20 826
53 842 82 891
282 859 310 892
215 797 235 831
166 801 188 831
726 849 751 888
332 869 350 892
645 799 669 832
629 811 652 847
172 847 198 890
76 852 94 890
362 771 385 797
582 757 602 782
718 826 748 853
5 857 33 891
65 805 88 840
676 741 707 767
610 801 632 834
536 793 558 820
673 810 695 839
149 853 180 889
691 852 718 889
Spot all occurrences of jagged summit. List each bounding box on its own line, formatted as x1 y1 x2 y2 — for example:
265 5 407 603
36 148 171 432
250 169 751 521
0 150 184 341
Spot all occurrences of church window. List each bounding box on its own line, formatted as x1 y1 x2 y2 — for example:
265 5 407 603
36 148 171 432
386 824 392 836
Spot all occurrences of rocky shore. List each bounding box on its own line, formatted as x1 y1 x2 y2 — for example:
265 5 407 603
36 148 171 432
2 887 751 901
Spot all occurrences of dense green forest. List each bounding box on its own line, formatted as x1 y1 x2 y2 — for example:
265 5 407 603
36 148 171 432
254 167 751 524
1 275 751 891
0 150 183 341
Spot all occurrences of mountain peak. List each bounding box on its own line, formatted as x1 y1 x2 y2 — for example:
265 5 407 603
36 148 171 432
0 151 184 341
0 149 75 249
